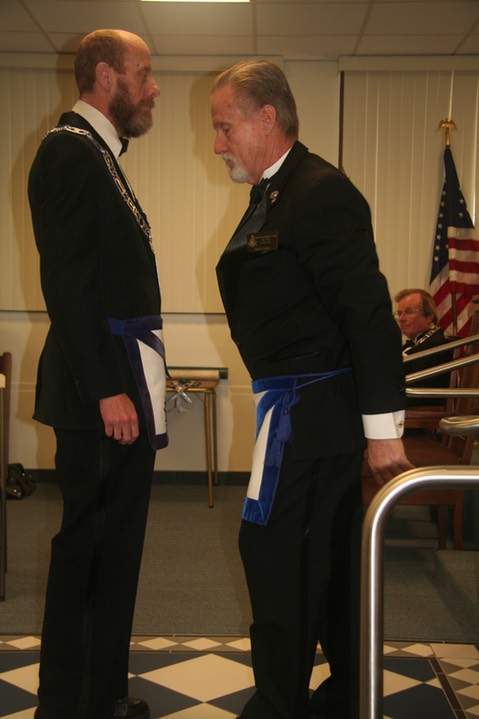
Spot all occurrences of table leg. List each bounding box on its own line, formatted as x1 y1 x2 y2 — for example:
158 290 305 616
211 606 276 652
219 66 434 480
204 393 214 508
0 387 6 601
212 391 218 486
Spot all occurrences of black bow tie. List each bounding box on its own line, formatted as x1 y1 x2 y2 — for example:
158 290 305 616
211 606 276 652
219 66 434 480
402 339 415 350
249 178 268 205
119 137 129 156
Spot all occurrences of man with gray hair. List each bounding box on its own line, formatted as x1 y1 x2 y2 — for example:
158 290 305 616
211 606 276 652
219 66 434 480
395 288 452 407
211 59 412 719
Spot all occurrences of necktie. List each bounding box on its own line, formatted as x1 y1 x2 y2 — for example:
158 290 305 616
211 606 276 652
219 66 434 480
119 137 129 156
249 178 268 205
225 179 269 253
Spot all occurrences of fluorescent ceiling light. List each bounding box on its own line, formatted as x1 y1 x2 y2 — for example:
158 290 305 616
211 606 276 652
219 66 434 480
142 1 250 3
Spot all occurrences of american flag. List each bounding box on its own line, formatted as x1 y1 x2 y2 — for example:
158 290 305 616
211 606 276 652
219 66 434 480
429 146 479 337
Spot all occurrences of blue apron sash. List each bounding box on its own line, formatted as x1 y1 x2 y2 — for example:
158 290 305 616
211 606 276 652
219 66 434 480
243 368 352 525
108 315 168 450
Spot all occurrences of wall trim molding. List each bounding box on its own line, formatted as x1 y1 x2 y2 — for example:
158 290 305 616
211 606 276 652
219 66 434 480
26 469 249 485
339 55 479 72
0 52 284 72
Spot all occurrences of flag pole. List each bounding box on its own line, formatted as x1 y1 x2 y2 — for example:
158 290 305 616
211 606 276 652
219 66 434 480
437 119 458 333
437 118 457 148
430 118 478 340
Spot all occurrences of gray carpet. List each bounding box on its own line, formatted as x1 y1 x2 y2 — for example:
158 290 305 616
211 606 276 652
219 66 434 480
383 508 479 642
1 481 251 636
1 481 478 642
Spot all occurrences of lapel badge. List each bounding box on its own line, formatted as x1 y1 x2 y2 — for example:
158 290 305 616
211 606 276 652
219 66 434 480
269 190 280 204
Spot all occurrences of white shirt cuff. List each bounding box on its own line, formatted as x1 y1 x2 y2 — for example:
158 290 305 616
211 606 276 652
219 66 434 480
362 411 405 439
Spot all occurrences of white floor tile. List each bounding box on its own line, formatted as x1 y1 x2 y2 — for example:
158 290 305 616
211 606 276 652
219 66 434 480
431 643 479 659
155 707 236 719
398 642 435 657
225 639 250 652
448 667 479 684
0 662 39 694
141 654 254 702
440 657 479 669
3 638 40 650
309 662 330 690
182 639 221 651
457 683 479 700
383 669 421 696
137 638 178 650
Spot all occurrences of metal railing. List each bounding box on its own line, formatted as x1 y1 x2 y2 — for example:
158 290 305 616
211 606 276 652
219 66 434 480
0 380 5 601
404 332 479 398
360 410 479 719
360 334 479 716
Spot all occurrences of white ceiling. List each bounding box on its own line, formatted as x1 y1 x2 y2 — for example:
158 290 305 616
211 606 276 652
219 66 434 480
1 0 478 61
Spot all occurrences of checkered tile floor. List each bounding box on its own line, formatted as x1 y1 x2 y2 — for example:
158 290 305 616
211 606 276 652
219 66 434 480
0 635 478 718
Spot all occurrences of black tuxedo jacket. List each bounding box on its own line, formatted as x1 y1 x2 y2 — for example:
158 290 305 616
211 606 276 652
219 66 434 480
29 112 161 430
217 141 406 457
403 327 453 406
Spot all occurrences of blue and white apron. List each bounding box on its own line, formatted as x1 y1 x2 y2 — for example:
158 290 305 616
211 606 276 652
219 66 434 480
243 368 352 525
108 315 168 450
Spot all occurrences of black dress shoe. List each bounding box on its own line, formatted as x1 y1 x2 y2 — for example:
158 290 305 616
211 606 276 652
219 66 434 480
112 697 149 719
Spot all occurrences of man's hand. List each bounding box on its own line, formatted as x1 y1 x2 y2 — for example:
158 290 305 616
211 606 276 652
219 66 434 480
366 438 414 486
99 393 139 445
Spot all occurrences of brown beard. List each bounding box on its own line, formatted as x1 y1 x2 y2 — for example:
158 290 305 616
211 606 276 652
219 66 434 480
109 77 153 138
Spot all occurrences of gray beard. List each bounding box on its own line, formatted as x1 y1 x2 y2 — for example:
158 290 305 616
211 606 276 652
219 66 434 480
223 157 249 184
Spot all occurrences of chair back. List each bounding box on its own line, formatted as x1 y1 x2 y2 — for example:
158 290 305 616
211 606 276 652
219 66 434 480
0 352 12 471
445 339 479 463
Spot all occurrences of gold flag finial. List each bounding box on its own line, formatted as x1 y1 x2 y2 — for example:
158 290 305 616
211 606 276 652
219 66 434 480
437 118 457 147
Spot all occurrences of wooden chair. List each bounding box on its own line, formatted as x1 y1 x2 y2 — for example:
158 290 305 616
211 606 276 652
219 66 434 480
362 337 479 550
0 352 12 600
0 352 12 471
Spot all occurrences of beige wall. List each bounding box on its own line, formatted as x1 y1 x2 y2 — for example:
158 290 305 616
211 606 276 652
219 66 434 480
1 55 477 471
340 59 479 300
0 57 340 471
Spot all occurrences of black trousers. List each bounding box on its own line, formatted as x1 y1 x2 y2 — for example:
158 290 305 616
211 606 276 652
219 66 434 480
37 429 155 719
238 450 364 719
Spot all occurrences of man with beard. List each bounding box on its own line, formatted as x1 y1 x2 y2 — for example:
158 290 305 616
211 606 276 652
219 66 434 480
28 30 164 719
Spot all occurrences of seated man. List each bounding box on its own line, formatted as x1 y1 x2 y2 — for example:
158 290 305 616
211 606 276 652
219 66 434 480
395 288 453 407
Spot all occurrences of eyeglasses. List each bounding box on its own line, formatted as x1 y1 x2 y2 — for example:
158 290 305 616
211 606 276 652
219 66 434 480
394 309 422 319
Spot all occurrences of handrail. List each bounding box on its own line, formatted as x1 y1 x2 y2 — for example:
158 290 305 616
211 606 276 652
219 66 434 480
406 349 479 384
402 332 479 387
360 462 479 719
403 332 479 363
439 415 479 434
406 387 479 398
